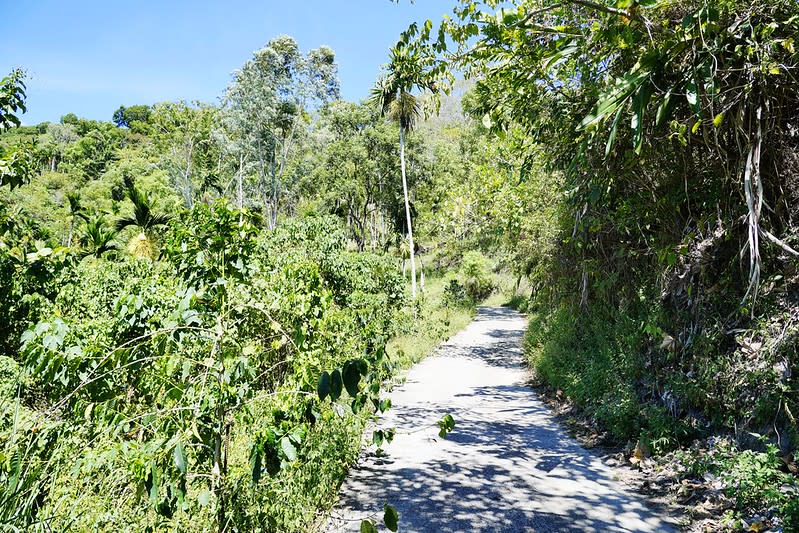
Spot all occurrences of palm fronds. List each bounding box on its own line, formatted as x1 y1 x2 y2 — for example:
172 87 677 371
115 178 171 232
79 215 118 258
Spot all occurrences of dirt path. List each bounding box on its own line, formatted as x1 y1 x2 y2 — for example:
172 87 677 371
327 307 678 532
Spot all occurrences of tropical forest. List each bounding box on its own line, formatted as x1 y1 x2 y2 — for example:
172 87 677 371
1 0 798 531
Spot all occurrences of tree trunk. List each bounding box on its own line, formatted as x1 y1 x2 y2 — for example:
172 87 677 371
237 154 244 224
400 125 417 299
269 157 278 230
67 219 74 248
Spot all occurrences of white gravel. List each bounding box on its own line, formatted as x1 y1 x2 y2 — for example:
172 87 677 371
326 307 678 532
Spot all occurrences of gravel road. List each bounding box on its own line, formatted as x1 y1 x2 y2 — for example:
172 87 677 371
326 306 677 532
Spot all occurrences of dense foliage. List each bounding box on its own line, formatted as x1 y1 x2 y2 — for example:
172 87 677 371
0 204 410 531
5 0 799 528
391 0 799 526
0 25 498 529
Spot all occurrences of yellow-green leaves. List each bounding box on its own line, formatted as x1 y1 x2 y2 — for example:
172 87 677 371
437 413 456 438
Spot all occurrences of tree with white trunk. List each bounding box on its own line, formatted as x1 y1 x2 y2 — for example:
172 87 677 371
219 35 339 228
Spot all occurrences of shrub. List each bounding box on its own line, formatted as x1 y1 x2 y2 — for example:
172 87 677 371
443 278 470 308
460 250 494 302
3 204 409 531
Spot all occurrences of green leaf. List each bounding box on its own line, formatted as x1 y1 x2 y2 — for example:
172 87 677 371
437 413 456 438
542 43 579 72
280 437 297 462
379 398 392 413
360 520 378 533
317 371 331 401
149 463 160 506
581 69 649 131
384 504 399 531
685 79 700 116
173 441 187 475
604 107 624 158
631 82 652 154
342 361 361 397
655 90 673 127
250 445 263 485
330 369 343 401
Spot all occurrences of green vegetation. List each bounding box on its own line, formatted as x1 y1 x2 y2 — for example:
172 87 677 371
0 27 498 529
3 0 799 528
403 0 799 527
2 210 407 531
388 270 477 368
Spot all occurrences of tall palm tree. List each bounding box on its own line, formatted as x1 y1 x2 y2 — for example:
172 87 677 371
116 177 171 258
79 214 118 258
369 45 434 299
65 191 88 247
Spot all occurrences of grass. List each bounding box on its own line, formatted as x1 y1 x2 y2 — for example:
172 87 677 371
386 264 531 368
386 272 475 369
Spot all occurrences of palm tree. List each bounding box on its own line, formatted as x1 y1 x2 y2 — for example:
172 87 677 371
79 214 118 258
65 191 88 247
116 177 171 258
370 45 434 299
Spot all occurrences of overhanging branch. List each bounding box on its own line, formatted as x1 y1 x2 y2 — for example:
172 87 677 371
565 0 643 22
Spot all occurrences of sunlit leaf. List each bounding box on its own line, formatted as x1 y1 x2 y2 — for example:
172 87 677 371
173 441 187 475
280 437 297 462
360 520 378 533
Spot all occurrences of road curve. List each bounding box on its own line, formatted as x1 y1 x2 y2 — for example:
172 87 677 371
326 306 677 533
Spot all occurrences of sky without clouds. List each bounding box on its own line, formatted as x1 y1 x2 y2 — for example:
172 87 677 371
1 0 454 125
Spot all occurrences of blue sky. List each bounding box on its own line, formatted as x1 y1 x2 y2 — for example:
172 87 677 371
1 0 455 125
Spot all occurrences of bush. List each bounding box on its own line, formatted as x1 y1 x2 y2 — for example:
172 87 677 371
676 438 799 529
442 251 496 307
460 250 494 302
443 279 470 308
0 355 19 400
2 204 409 531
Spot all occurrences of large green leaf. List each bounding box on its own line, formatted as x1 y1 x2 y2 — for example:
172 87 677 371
250 444 263 485
173 441 187 475
542 43 579 72
330 368 343 401
631 82 653 154
581 69 650 131
342 361 361 397
685 79 700 116
384 504 399 532
605 107 624 158
280 437 298 462
654 89 673 127
360 520 378 533
317 371 331 401
149 463 160 506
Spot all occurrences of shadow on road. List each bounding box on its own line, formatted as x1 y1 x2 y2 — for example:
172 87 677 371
328 307 675 533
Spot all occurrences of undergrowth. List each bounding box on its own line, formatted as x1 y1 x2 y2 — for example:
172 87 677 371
522 291 799 527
